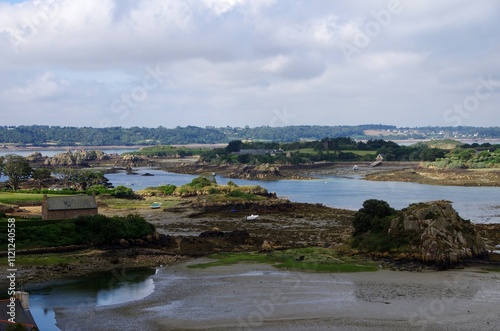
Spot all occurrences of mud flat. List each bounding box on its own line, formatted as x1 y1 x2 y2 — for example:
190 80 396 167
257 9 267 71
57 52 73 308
365 168 500 187
53 261 500 331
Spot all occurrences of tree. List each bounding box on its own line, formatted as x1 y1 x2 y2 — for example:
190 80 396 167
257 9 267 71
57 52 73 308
3 154 32 191
352 199 396 236
225 140 243 153
53 168 75 188
32 167 52 189
73 170 109 191
112 185 135 198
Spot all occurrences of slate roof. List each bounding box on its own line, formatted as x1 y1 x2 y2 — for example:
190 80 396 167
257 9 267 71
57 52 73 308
45 195 97 210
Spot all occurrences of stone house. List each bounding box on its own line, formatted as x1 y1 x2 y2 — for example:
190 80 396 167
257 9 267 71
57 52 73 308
42 194 98 220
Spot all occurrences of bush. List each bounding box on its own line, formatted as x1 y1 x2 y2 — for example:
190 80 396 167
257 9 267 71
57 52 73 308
189 176 215 189
352 199 397 251
208 187 220 194
87 184 110 195
226 189 260 200
158 184 176 195
112 185 135 198
74 214 155 245
352 199 395 236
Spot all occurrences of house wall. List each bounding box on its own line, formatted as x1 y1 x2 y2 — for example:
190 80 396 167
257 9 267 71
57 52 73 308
42 208 97 220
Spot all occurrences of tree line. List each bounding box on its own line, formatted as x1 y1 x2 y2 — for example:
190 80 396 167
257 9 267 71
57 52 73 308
199 138 449 165
1 124 498 146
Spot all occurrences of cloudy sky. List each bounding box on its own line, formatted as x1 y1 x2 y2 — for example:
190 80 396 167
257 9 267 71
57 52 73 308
0 0 499 128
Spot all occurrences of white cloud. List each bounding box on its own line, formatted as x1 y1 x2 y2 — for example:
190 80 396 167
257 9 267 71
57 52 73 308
0 0 498 127
2 71 67 100
355 52 428 71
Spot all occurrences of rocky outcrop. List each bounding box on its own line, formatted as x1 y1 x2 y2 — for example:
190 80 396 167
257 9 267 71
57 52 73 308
191 198 290 213
227 163 283 180
44 149 109 166
26 152 44 161
389 200 486 265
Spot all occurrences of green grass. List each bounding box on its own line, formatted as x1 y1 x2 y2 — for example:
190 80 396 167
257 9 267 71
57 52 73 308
98 196 181 209
481 267 500 273
188 247 378 273
0 192 47 204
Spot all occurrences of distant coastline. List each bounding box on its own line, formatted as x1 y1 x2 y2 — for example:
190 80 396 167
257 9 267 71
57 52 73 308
2 139 500 152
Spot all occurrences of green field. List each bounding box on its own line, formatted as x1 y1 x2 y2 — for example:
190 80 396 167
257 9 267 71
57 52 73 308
0 192 48 205
99 196 181 209
188 247 378 273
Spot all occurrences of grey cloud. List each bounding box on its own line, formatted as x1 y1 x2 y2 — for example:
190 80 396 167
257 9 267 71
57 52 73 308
0 0 499 127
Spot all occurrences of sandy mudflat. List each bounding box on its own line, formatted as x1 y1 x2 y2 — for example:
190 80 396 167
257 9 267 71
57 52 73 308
54 261 500 331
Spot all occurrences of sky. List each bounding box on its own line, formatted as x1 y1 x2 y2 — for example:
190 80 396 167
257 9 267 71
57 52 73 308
0 0 499 129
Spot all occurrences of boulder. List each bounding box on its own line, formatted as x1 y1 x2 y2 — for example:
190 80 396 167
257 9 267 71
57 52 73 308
260 240 273 252
388 200 486 265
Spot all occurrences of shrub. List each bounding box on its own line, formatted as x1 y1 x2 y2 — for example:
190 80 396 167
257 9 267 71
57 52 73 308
87 184 110 195
74 214 155 245
158 184 176 195
208 187 220 194
189 176 215 189
112 185 135 198
352 199 397 251
226 189 260 200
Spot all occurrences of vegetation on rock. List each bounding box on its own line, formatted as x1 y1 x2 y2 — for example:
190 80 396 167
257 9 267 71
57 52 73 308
423 143 500 169
352 199 486 266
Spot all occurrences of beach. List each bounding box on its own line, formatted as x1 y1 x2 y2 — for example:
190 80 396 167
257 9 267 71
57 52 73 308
52 261 500 330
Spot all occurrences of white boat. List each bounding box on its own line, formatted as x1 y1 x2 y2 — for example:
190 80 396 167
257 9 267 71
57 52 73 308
246 214 259 221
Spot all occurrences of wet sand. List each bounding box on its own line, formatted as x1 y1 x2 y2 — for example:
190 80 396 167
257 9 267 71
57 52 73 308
54 261 500 331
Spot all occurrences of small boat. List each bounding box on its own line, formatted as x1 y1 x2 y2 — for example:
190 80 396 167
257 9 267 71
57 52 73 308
353 165 359 170
246 214 259 221
150 202 162 209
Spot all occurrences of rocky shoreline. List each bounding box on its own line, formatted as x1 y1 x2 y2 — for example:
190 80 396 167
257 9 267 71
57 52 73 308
365 167 500 187
5 198 500 289
15 146 500 186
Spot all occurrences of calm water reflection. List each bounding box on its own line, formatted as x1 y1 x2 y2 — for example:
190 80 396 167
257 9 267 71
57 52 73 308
26 268 156 331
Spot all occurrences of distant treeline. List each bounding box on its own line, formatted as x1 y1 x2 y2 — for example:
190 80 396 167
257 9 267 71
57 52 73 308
0 124 499 146
199 138 449 164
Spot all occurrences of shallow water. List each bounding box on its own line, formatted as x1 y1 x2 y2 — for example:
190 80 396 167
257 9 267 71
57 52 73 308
52 262 500 331
105 168 500 223
26 268 156 330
